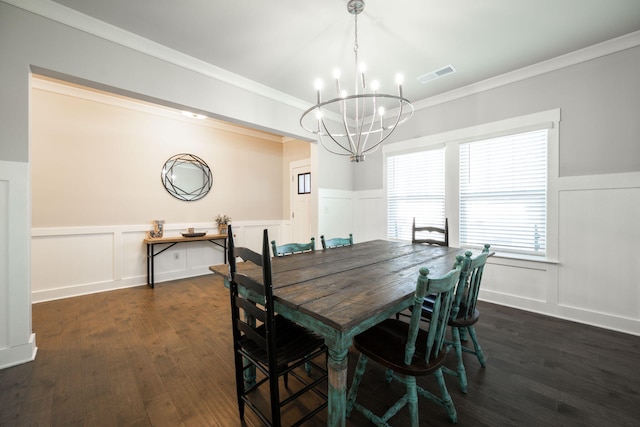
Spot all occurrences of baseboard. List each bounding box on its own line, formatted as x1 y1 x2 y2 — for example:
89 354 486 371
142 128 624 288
32 277 145 303
480 291 640 336
0 333 37 370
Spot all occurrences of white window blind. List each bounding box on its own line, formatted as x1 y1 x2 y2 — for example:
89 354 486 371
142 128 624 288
459 129 547 256
387 148 445 240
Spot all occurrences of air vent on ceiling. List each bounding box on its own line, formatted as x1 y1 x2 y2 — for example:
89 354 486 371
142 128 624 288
417 64 457 84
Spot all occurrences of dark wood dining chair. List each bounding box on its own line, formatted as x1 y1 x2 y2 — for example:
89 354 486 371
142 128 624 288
228 225 328 426
395 218 448 322
412 217 449 246
320 233 353 249
423 244 491 393
270 237 315 257
346 265 462 425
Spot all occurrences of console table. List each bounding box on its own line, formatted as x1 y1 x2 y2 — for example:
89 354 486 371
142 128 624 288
144 234 227 288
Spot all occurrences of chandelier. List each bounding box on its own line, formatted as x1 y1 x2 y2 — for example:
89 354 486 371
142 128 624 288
299 0 414 163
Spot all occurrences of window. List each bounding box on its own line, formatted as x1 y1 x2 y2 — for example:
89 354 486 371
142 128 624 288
459 130 547 256
386 148 445 240
384 108 559 259
298 172 311 194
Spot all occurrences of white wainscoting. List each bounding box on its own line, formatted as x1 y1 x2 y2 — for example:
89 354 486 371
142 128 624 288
556 172 640 334
0 160 37 369
318 188 355 240
31 221 284 303
472 172 640 335
318 188 387 243
336 174 640 336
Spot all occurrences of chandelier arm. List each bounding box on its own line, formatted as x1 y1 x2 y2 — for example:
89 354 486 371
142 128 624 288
359 95 379 154
361 109 406 155
320 115 355 154
340 100 358 153
361 97 415 155
299 94 413 136
384 97 406 132
355 96 367 155
319 134 353 156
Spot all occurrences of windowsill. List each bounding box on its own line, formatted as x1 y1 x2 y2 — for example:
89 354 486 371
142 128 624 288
489 251 558 265
385 238 559 265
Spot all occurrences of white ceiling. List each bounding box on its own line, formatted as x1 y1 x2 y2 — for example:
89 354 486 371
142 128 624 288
47 0 640 107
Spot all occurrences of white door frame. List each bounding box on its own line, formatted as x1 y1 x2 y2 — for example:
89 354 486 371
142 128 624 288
289 159 311 244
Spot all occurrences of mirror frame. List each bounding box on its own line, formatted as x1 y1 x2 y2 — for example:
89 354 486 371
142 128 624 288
161 153 213 201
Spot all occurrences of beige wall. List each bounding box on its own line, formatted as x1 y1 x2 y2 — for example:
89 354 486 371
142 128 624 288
31 79 294 227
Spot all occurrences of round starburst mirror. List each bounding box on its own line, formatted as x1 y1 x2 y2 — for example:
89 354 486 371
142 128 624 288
161 153 212 201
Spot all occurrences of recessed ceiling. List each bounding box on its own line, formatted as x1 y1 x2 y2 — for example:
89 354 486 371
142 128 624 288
45 0 640 107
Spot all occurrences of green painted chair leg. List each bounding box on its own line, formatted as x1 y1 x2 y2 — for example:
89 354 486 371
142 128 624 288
433 368 457 423
406 376 419 427
467 326 486 367
451 326 468 393
459 326 469 342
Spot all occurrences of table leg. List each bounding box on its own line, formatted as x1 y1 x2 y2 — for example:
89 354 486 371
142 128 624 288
146 243 153 288
327 342 350 427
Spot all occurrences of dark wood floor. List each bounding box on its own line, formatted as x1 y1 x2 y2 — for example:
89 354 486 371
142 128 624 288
2 274 640 426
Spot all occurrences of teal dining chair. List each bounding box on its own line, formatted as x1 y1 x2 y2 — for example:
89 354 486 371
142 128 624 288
422 244 491 393
271 237 315 257
320 233 353 249
346 265 462 426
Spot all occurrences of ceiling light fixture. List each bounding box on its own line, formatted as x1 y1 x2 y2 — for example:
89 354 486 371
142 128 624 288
181 110 207 119
299 0 414 162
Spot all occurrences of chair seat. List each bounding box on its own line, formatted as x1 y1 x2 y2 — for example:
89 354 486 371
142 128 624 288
240 315 326 367
353 319 447 377
448 306 480 327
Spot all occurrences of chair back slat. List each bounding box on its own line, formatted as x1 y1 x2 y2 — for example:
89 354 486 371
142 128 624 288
235 296 266 323
404 266 460 365
453 244 490 321
234 274 266 298
237 322 267 351
412 217 449 246
320 234 353 249
271 238 316 256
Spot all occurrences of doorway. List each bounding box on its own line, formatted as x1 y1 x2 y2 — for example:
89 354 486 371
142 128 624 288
290 160 311 243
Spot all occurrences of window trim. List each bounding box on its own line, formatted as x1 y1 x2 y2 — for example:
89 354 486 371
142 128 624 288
383 109 560 262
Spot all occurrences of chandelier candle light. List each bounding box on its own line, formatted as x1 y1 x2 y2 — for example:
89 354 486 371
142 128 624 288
300 0 414 162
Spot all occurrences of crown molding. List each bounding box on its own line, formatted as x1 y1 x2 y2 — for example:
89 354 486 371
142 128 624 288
415 30 640 110
5 0 311 113
8 0 640 115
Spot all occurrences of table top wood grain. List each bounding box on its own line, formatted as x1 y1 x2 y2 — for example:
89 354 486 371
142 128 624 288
211 239 472 332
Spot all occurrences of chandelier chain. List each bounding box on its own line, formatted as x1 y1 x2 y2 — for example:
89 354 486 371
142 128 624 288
353 10 359 61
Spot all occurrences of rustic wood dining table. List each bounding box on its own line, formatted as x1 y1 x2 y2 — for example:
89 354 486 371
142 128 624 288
209 239 483 427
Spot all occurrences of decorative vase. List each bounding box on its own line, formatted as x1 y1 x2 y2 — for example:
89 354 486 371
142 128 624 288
218 224 228 235
150 219 165 238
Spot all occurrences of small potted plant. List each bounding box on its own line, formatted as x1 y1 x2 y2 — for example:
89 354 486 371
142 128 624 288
215 214 231 234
